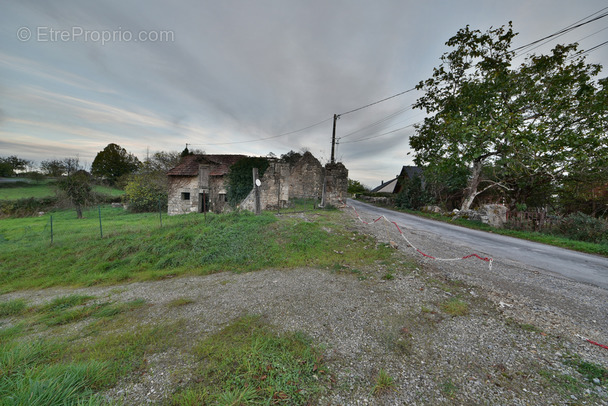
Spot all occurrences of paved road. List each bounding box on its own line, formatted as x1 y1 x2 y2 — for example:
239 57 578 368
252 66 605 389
347 199 608 290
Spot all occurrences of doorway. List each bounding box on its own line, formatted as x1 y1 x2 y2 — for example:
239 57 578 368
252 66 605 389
198 192 210 213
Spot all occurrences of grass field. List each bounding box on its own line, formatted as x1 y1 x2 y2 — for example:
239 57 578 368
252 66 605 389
0 206 404 293
0 182 124 200
0 207 407 405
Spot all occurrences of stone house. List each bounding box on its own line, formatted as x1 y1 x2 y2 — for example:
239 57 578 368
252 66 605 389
167 154 246 215
167 152 348 215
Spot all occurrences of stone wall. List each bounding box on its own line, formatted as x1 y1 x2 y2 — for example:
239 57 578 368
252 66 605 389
288 152 324 199
167 176 199 215
240 153 348 212
240 161 291 212
323 162 349 206
167 175 229 215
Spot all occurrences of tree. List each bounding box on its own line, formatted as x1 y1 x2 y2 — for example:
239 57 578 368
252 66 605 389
347 179 367 194
123 151 181 212
91 144 140 186
56 170 93 219
0 155 32 177
395 174 430 211
280 150 303 166
411 23 608 211
40 159 67 177
124 172 167 212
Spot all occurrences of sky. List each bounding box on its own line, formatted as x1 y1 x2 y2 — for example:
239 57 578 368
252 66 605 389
1 1 607 188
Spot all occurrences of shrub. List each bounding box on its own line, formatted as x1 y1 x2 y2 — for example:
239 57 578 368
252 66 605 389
226 157 269 207
395 175 430 210
124 172 167 213
555 212 608 244
0 197 58 218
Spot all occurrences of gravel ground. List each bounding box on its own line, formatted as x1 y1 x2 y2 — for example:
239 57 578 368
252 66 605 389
2 207 607 405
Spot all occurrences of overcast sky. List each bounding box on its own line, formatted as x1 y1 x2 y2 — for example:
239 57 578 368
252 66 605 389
1 1 607 187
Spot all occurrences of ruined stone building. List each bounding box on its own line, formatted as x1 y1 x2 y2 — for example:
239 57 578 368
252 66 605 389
166 152 348 215
167 154 246 215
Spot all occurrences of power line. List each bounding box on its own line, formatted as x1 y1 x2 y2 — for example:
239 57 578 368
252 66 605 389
338 87 417 117
339 104 415 140
340 122 420 144
572 39 608 60
513 7 608 55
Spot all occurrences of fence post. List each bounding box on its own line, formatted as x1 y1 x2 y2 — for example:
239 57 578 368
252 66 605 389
253 168 261 215
277 178 281 214
98 206 103 238
158 198 163 228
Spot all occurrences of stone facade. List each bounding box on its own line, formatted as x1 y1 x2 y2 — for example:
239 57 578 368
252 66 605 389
167 154 246 215
168 152 348 215
240 152 349 211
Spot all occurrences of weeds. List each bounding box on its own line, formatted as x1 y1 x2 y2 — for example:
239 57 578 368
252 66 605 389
372 369 395 395
441 297 469 316
0 208 408 292
167 297 195 307
0 298 27 316
178 315 329 405
563 354 608 385
440 379 458 397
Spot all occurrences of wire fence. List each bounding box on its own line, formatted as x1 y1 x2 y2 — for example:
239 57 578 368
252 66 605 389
0 199 331 248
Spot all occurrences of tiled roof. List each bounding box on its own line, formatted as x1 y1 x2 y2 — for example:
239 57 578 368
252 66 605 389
167 154 248 176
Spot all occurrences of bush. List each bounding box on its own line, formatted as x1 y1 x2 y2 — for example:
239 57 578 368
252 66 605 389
555 212 608 244
226 157 269 207
395 175 430 210
0 197 58 218
124 173 167 213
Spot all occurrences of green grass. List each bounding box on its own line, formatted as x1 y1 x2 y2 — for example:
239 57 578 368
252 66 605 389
371 369 395 395
0 292 177 406
173 315 330 405
0 183 56 200
440 297 469 316
0 298 27 316
0 182 123 200
0 207 405 293
563 354 608 385
375 204 608 257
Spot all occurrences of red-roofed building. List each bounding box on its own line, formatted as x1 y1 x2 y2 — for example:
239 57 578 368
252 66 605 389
167 154 247 214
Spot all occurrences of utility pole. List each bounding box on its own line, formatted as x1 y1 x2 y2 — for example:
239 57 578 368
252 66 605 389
330 114 339 163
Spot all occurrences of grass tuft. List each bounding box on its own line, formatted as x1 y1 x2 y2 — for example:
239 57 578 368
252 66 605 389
372 368 395 395
441 297 469 316
0 298 27 317
181 315 329 405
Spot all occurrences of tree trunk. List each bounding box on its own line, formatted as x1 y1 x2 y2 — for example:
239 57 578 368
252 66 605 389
460 160 483 211
76 205 83 219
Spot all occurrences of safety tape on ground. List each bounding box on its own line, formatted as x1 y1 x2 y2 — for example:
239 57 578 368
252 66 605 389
576 334 608 350
345 203 493 271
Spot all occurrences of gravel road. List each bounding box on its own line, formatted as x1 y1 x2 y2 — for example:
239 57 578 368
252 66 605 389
2 207 607 405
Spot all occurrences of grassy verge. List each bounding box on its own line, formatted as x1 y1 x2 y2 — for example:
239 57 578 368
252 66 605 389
0 207 403 292
0 182 123 200
1 295 331 405
172 315 330 405
367 203 608 257
0 294 160 406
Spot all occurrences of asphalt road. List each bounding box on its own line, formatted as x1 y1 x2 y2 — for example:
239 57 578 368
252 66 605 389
347 199 608 290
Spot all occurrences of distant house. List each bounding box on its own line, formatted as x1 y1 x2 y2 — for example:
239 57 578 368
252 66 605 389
167 154 246 215
167 152 349 215
371 166 423 194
